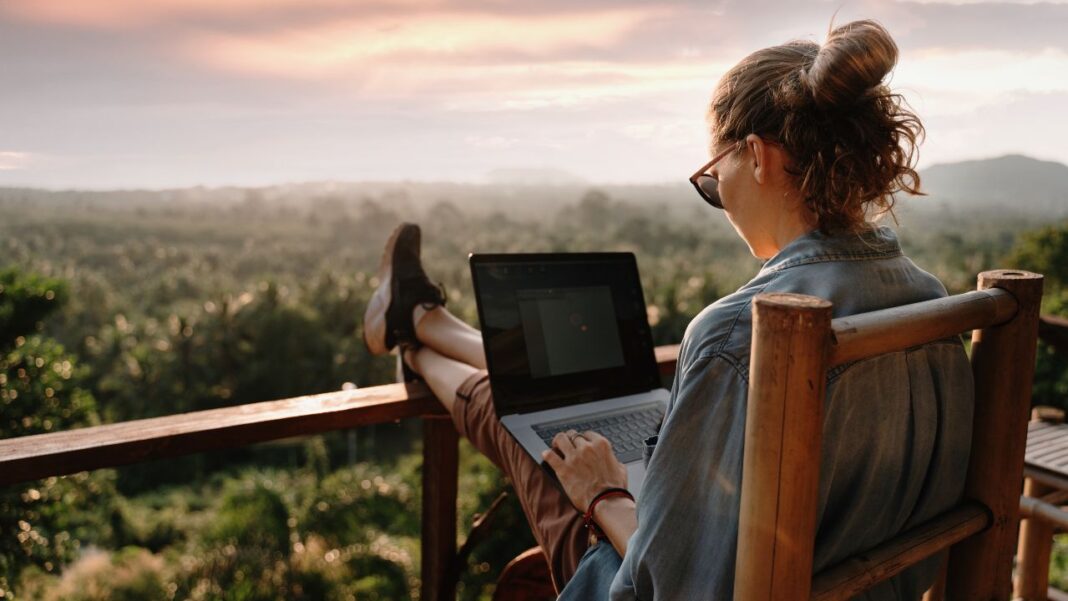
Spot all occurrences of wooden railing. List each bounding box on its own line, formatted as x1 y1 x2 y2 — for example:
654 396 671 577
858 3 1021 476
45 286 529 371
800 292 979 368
1040 314 1068 354
0 343 680 601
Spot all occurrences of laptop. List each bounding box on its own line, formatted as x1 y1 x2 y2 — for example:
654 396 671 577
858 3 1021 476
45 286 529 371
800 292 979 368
469 252 669 493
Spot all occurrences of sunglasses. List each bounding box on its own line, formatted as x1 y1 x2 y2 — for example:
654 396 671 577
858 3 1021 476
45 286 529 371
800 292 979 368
689 142 742 210
690 138 781 209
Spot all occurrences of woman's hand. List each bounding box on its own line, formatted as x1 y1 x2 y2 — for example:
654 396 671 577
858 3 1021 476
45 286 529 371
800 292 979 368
541 429 628 511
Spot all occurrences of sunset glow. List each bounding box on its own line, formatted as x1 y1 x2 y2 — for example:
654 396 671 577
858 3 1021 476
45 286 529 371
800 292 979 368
0 0 439 28
186 9 662 78
2 0 1066 188
0 152 31 171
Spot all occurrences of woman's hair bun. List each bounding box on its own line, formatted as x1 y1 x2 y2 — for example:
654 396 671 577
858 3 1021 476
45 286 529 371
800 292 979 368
804 19 898 110
708 18 923 233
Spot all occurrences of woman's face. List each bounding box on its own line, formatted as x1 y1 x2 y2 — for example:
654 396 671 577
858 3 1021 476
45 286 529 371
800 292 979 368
709 138 770 257
710 135 810 260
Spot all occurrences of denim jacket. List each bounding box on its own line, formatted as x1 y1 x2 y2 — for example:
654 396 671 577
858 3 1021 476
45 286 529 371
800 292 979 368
560 226 974 601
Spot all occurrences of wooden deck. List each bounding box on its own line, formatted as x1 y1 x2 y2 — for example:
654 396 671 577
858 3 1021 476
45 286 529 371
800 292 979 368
1026 421 1068 483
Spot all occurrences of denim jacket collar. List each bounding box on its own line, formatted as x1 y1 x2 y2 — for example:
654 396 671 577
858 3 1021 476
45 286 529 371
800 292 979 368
756 225 903 277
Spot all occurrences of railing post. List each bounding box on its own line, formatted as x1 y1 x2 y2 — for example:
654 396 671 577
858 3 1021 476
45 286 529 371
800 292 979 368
946 270 1043 600
1015 477 1055 600
421 415 459 601
734 293 833 601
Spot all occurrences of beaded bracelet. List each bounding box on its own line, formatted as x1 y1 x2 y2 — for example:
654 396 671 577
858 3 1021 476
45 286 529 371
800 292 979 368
583 487 634 540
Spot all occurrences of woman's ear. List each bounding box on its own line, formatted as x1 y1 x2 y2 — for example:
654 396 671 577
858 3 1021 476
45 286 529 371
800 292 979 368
745 133 767 185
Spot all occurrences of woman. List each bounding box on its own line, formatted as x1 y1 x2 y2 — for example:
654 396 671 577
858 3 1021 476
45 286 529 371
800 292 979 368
363 19 973 600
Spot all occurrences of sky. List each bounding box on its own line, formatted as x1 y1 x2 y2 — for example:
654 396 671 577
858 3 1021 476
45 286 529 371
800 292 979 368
1 0 1067 189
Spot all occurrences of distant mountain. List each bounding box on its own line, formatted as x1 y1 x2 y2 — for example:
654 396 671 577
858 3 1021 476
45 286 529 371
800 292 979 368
919 154 1068 216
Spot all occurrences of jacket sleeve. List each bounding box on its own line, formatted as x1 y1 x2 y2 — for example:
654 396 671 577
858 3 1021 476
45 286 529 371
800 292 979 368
610 352 749 600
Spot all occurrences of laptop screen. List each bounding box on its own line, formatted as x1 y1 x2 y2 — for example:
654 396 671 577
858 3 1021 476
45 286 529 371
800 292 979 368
470 253 660 415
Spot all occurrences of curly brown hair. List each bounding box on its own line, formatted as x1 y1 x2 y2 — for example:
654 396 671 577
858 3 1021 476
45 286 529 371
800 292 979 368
708 19 924 234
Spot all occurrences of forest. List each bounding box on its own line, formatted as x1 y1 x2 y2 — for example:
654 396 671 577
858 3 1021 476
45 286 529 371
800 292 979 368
1 183 1066 600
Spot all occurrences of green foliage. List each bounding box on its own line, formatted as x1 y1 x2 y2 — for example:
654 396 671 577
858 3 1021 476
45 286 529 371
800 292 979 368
344 554 412 600
1008 223 1068 289
207 481 291 557
0 473 120 599
1007 221 1068 411
1034 341 1068 412
1 335 97 436
17 547 169 601
454 443 538 601
300 464 419 548
0 268 67 349
89 280 356 424
1051 534 1068 592
0 267 95 437
168 467 415 601
0 269 112 600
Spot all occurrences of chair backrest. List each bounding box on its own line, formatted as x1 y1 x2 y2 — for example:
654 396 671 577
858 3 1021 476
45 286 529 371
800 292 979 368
732 270 1044 601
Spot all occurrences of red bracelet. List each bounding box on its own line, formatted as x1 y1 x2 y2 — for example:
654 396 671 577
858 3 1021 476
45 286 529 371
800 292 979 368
583 487 634 540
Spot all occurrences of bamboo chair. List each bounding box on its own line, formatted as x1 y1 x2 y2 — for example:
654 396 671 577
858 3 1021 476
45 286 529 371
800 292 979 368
734 269 1043 601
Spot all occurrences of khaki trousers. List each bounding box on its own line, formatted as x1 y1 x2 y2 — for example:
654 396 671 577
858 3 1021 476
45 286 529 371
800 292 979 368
452 370 591 591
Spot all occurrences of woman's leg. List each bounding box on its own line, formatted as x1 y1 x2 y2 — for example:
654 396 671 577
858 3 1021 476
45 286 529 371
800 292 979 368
407 343 590 590
415 306 486 370
405 342 479 413
362 223 588 587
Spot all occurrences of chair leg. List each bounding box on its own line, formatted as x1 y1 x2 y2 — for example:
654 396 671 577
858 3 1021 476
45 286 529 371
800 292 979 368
921 553 948 601
1016 478 1055 601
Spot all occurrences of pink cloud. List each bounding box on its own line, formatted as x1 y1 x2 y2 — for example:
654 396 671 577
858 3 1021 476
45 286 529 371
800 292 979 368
0 0 440 29
183 8 665 78
0 151 33 171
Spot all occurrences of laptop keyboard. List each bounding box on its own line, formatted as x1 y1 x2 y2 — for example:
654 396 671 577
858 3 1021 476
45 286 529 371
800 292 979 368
533 404 664 464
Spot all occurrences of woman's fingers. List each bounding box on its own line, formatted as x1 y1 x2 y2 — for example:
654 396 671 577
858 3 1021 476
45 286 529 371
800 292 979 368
548 429 619 470
552 430 614 459
582 430 612 450
552 430 578 454
541 447 563 469
543 429 630 510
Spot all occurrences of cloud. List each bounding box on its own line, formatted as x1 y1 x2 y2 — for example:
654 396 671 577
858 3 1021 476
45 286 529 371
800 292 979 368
0 152 32 171
0 0 439 29
895 47 1068 115
183 8 666 78
882 1 1068 53
464 135 519 149
918 90 1068 168
172 5 735 111
396 60 730 111
907 0 1068 4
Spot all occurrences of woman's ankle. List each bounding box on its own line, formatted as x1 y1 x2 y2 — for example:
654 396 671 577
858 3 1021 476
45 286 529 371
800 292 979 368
402 345 420 374
412 304 442 342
